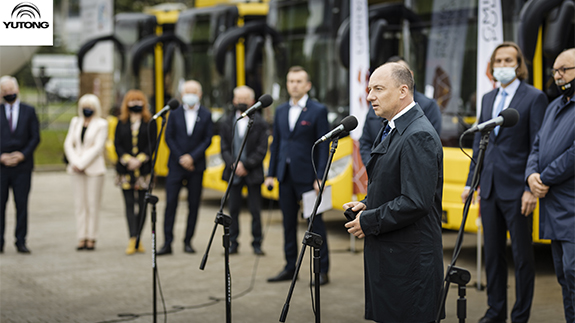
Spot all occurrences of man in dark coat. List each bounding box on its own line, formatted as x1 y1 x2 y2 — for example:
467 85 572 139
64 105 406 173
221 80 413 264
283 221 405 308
0 75 40 254
344 62 444 322
359 56 442 165
526 48 575 323
463 42 548 323
220 86 268 255
265 66 331 286
158 80 213 255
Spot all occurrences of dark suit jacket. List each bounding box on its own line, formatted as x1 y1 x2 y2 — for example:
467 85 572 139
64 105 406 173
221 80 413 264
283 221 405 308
114 118 157 176
359 90 441 165
360 104 444 322
268 98 329 184
525 96 574 242
0 102 40 172
466 81 548 200
220 111 269 185
165 105 213 174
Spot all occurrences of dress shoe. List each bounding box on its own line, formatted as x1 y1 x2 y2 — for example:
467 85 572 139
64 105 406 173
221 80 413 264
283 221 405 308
311 273 329 286
184 243 195 254
157 244 172 255
267 269 296 282
15 244 31 254
253 246 265 256
478 316 506 323
85 240 96 251
229 245 238 255
77 240 87 251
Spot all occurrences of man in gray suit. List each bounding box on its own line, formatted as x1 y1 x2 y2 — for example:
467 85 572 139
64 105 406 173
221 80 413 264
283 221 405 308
344 63 444 322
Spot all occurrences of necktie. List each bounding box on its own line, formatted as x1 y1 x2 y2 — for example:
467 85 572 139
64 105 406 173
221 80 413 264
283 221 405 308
493 90 507 136
8 105 13 133
381 124 391 143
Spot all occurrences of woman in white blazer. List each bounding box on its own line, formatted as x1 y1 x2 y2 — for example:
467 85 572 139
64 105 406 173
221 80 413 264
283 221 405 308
64 94 108 251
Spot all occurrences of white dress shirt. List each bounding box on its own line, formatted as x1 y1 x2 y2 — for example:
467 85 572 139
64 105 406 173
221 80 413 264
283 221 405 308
289 94 308 131
235 111 248 138
184 103 199 136
4 99 20 131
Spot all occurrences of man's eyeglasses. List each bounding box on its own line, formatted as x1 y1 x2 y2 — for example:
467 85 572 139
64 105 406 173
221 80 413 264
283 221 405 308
552 66 575 76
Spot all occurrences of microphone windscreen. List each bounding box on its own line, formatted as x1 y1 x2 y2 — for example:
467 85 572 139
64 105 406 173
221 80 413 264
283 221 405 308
341 115 359 131
167 98 180 110
258 94 273 108
500 108 519 127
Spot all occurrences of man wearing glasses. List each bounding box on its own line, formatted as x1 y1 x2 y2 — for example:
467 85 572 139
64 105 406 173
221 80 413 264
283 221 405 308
526 48 575 323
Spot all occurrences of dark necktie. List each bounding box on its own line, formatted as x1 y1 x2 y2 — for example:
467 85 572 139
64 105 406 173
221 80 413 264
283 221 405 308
8 105 14 133
381 124 391 143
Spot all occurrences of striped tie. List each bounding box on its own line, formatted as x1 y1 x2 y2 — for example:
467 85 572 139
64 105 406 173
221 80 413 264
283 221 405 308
381 124 391 143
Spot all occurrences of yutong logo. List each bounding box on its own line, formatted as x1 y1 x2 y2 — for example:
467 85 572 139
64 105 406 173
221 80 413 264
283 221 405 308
4 2 49 29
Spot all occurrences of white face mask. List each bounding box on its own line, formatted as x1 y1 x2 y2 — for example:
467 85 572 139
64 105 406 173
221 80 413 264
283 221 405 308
182 93 199 107
493 67 517 85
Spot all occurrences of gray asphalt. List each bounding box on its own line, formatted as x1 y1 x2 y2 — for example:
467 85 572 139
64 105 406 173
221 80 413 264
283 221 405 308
0 169 565 322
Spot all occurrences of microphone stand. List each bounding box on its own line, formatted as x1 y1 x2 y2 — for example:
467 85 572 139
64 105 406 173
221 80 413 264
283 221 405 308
134 115 168 323
279 137 340 323
200 115 256 323
435 131 490 323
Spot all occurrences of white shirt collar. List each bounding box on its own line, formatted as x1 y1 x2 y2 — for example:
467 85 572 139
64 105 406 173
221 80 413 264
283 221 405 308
290 94 308 108
388 100 416 129
499 78 520 97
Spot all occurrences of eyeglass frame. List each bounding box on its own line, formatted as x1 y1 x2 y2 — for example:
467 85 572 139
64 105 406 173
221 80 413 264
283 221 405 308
552 66 575 76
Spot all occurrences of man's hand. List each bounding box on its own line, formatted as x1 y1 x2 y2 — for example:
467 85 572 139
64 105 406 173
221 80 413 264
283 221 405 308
264 177 275 190
0 152 24 167
313 179 322 194
461 188 477 204
521 191 537 216
127 157 142 171
527 173 549 198
179 154 195 171
344 207 366 239
234 161 248 177
342 201 366 213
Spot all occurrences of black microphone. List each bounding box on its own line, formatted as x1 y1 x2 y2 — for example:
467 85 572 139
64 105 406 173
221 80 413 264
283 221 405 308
463 108 519 135
152 98 180 120
315 115 358 145
239 94 273 119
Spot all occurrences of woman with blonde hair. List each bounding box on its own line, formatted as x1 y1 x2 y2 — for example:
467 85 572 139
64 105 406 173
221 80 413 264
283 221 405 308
115 90 157 254
64 94 108 251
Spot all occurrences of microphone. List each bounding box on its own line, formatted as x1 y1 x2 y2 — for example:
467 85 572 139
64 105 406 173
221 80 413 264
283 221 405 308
152 98 180 120
315 115 358 145
463 108 519 135
239 94 273 119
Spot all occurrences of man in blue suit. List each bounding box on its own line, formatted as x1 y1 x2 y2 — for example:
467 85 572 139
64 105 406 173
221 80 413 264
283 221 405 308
359 56 441 165
265 66 330 285
158 80 213 255
526 48 575 323
462 42 548 323
0 75 40 254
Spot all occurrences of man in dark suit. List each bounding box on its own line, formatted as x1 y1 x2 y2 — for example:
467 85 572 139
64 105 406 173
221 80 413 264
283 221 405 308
344 62 444 322
220 86 268 255
265 66 330 285
462 42 548 323
158 80 213 255
359 56 441 165
526 48 575 323
0 75 40 254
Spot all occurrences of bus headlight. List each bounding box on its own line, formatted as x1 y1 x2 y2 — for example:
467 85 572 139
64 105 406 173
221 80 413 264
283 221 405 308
207 153 224 168
327 156 351 181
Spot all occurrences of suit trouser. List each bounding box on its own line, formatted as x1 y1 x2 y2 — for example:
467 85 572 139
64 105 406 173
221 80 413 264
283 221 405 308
122 189 146 238
551 240 575 323
0 168 32 248
163 169 203 246
279 168 329 273
71 173 105 241
480 185 535 323
228 179 262 249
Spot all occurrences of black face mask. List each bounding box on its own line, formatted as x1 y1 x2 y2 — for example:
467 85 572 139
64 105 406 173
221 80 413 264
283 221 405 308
129 105 143 113
83 108 94 118
3 94 17 103
557 78 575 102
236 103 248 112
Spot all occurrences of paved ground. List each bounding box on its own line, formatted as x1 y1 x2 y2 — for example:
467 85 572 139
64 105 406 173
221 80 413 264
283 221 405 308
0 169 565 322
